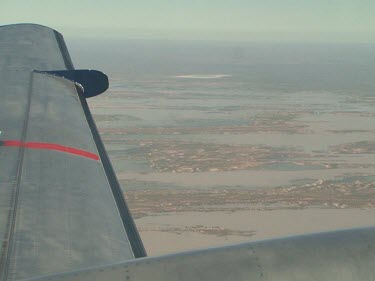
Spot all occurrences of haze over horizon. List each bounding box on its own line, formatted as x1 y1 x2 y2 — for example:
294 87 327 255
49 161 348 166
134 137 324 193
1 0 375 43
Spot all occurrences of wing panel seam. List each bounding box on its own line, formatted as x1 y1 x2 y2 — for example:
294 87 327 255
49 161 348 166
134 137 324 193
0 72 34 281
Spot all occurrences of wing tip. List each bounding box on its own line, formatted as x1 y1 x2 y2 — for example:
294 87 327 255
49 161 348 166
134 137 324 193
0 23 60 33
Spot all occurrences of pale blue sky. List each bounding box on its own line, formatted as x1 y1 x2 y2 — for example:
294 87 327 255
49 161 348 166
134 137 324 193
1 0 374 42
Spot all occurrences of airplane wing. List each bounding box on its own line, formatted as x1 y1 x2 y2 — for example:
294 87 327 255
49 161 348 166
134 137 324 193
0 24 145 281
1 24 374 281
24 227 375 281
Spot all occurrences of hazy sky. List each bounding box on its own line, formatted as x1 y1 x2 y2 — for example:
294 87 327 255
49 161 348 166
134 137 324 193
1 0 374 42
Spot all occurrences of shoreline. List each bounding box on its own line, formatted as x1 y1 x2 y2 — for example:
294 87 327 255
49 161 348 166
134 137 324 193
136 208 375 255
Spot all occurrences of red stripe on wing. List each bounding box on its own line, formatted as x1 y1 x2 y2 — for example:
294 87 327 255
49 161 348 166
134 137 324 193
1 140 100 161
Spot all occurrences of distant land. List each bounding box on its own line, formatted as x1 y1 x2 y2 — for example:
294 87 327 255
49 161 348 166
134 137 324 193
171 74 232 79
71 40 375 255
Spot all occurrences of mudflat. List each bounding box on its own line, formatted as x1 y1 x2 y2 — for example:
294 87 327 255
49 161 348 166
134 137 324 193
82 42 375 255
